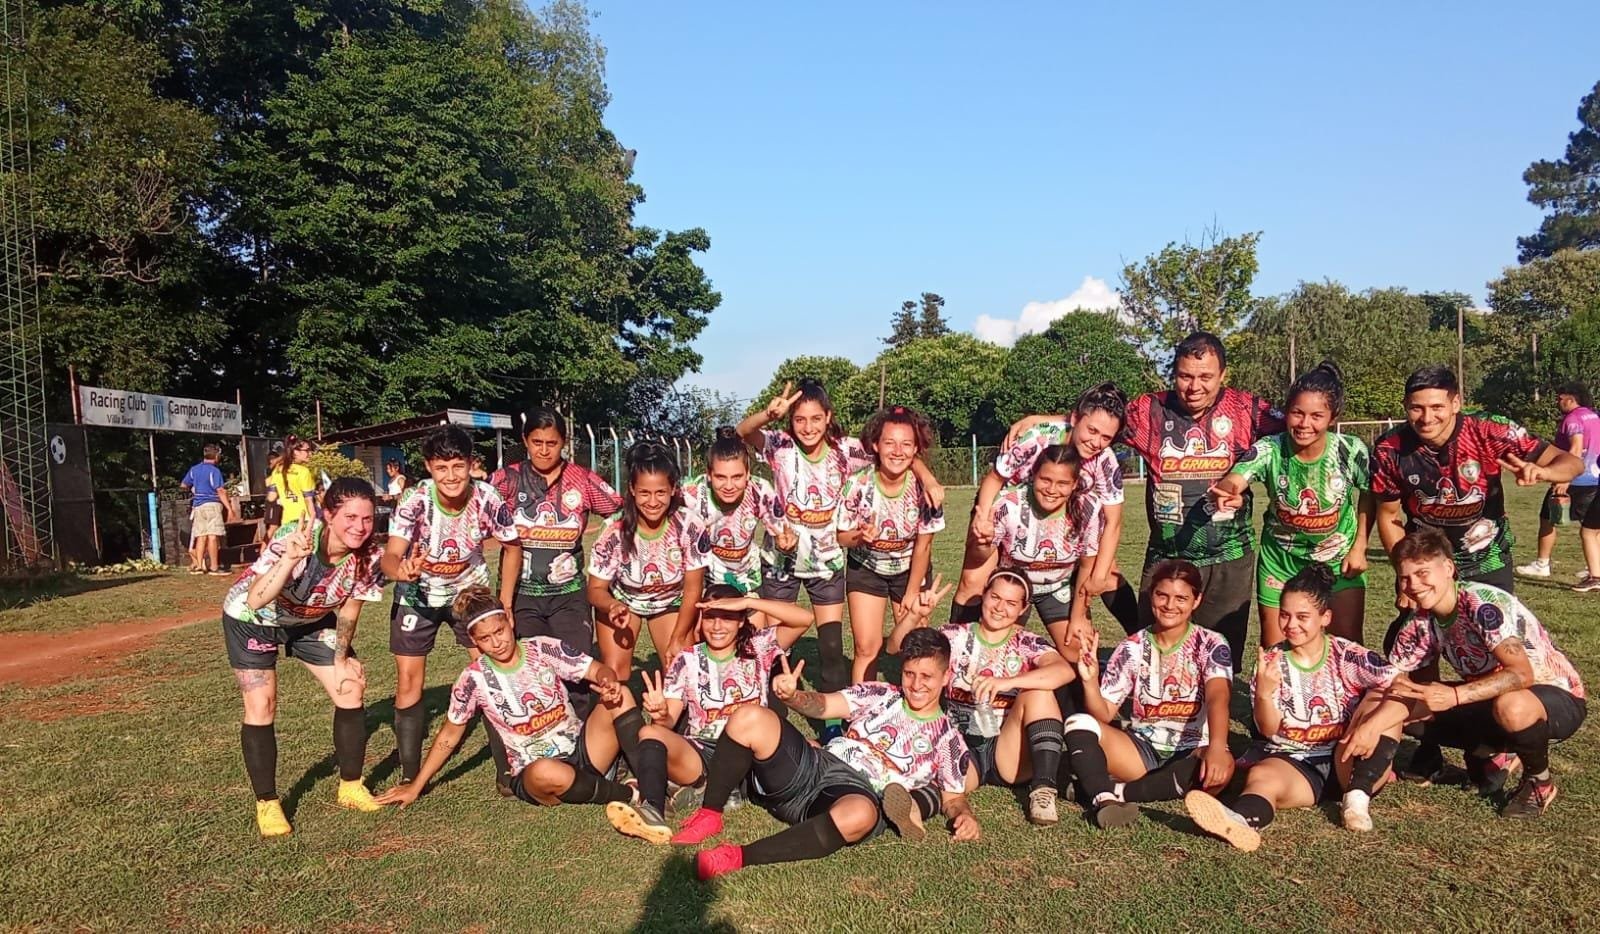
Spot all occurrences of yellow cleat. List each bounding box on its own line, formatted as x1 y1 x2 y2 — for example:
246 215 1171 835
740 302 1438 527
256 799 292 837
337 779 382 813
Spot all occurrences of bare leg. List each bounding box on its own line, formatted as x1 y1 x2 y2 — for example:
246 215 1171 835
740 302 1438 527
1330 587 1365 644
595 608 643 683
847 591 889 684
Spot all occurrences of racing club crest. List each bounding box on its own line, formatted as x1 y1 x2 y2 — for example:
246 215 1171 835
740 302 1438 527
1213 415 1232 438
562 489 583 510
1460 460 1481 484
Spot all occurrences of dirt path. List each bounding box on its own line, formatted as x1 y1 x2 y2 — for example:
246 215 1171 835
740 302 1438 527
0 607 216 688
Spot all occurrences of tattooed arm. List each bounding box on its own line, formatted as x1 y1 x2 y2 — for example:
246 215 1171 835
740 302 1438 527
784 690 850 721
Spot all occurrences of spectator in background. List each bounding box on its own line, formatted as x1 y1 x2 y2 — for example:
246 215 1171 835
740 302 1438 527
384 458 408 502
182 443 235 575
1520 383 1600 582
264 436 320 542
470 454 490 482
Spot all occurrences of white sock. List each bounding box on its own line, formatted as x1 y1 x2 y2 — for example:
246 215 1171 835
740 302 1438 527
1112 782 1126 800
1092 791 1118 807
1343 789 1371 809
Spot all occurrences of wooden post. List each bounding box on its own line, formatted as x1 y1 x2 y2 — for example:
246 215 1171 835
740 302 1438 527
69 365 83 423
1457 304 1466 395
236 388 250 498
148 432 159 491
316 399 324 442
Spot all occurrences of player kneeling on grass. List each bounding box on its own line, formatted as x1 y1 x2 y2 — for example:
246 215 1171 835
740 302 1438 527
1067 559 1234 830
673 628 979 881
224 477 386 837
606 586 816 844
1386 528 1587 819
1185 565 1410 851
375 587 642 815
889 570 1073 826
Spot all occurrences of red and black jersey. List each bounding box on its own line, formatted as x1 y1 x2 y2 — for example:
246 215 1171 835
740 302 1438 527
1370 413 1546 578
491 460 623 596
1124 388 1284 565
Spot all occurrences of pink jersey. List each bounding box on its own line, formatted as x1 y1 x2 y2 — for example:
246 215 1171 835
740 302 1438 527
994 418 1125 507
938 622 1058 738
490 460 622 597
446 637 594 774
587 509 708 616
759 430 873 577
1389 582 1584 700
389 479 519 608
223 523 384 626
1101 624 1233 756
1256 636 1398 759
835 468 945 576
826 682 970 794
664 627 784 741
991 485 1100 597
682 475 784 593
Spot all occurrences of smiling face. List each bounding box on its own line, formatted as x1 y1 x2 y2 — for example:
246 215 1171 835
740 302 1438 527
468 611 518 665
1398 553 1457 612
427 456 471 502
1173 351 1225 415
1031 459 1079 513
708 455 750 506
875 422 919 479
1278 590 1330 650
699 605 743 652
900 654 949 713
523 426 565 473
630 469 675 525
979 577 1028 633
325 495 375 553
1405 388 1461 447
1286 389 1334 450
1071 410 1119 461
1149 577 1200 632
790 399 832 451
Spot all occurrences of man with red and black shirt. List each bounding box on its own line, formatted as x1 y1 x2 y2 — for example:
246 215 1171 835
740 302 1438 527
1117 332 1283 662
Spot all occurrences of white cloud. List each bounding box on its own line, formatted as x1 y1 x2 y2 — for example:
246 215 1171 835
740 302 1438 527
973 275 1121 347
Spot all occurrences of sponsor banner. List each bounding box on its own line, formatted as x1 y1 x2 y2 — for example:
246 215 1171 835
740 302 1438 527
78 385 242 435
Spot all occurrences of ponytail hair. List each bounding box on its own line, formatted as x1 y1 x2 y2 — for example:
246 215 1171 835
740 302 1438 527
1281 562 1336 613
1287 360 1346 420
275 434 303 491
620 441 684 559
860 405 934 465
789 377 844 442
1073 381 1129 438
707 425 752 470
451 585 506 631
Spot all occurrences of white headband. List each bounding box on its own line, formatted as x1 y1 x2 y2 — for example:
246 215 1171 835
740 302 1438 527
466 608 504 632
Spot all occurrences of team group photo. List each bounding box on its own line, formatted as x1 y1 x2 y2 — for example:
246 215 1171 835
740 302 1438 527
2 2 1599 931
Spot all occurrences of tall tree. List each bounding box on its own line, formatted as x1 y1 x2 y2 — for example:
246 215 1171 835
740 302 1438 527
917 292 949 339
884 300 919 349
1518 80 1600 261
992 311 1153 427
1119 226 1262 359
840 334 1006 444
747 356 862 418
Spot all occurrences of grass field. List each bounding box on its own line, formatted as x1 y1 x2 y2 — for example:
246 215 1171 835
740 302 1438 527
4 485 1600 932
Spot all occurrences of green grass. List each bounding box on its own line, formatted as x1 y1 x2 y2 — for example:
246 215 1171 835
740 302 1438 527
4 485 1600 932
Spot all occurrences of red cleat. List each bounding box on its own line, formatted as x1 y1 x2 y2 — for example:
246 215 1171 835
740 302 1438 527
670 807 725 845
695 844 744 881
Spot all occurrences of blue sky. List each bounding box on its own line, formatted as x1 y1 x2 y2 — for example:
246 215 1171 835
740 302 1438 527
589 1 1597 403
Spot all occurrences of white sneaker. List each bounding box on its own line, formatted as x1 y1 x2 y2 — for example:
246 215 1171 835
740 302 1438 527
1341 790 1373 832
1516 560 1551 578
1027 785 1059 826
1576 569 1593 583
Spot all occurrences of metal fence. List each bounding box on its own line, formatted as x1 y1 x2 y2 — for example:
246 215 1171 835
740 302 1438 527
1331 419 1401 450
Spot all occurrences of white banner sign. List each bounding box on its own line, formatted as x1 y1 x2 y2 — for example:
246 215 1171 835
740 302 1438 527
77 385 242 435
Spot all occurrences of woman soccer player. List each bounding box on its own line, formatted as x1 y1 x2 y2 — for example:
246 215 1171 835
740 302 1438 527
221 478 385 837
682 427 792 604
263 435 319 542
605 586 816 843
836 405 945 684
587 441 708 682
1209 361 1374 645
1185 564 1410 851
1066 560 1234 829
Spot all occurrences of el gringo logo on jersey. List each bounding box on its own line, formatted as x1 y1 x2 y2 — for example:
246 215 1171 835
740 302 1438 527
1282 723 1344 744
1157 428 1232 479
1143 699 1200 719
521 526 581 547
786 502 833 528
1414 483 1485 523
1275 489 1340 533
509 704 566 738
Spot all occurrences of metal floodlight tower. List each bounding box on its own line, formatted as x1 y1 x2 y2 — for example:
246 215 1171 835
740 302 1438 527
0 0 54 569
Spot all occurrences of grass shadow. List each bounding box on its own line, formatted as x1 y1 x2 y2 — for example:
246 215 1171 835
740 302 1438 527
628 852 734 934
282 752 339 820
0 573 164 611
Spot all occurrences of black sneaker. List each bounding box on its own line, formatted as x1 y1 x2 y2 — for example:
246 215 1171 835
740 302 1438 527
1399 743 1466 786
1465 752 1520 798
1500 776 1557 819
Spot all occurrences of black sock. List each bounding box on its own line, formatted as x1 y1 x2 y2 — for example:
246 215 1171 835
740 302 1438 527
481 716 511 785
1347 736 1401 796
1103 580 1142 635
1123 755 1203 803
241 723 278 801
333 707 367 782
1232 793 1275 828
557 768 634 805
1065 721 1113 801
911 785 941 821
740 812 851 867
702 730 756 812
816 621 847 694
613 707 646 762
394 702 425 782
635 739 670 812
1507 720 1553 776
1025 719 1064 790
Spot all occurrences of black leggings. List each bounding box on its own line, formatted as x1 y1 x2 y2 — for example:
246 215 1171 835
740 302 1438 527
755 720 817 794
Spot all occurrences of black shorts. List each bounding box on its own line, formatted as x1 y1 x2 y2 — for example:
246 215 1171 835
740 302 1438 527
224 613 344 669
1544 486 1599 525
964 733 1015 787
1577 487 1600 530
1130 733 1192 773
750 720 885 836
1263 752 1335 802
509 720 616 806
389 601 470 657
512 590 593 650
1412 684 1588 750
844 557 928 601
760 568 846 607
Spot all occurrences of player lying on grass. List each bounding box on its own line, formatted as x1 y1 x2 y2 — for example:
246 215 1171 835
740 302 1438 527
671 627 979 881
1066 559 1234 830
375 587 644 815
222 477 386 837
1387 528 1588 819
1185 564 1410 851
604 587 816 844
889 570 1072 826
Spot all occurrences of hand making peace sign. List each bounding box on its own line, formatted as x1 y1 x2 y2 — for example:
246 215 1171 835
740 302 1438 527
640 668 670 723
772 654 807 701
763 381 804 426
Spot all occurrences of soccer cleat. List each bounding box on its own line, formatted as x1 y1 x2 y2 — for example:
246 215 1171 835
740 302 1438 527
1090 793 1139 830
1184 790 1261 852
880 783 926 842
1515 560 1551 578
1340 790 1373 832
255 799 292 837
494 778 515 798
607 799 673 845
1500 776 1557 819
1576 569 1593 584
1398 743 1452 785
670 807 725 846
668 783 704 817
1465 752 1520 797
1027 785 1060 826
1573 576 1600 593
337 779 382 812
695 844 745 881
